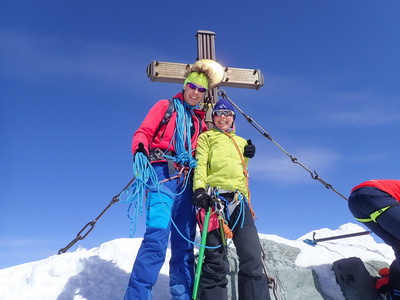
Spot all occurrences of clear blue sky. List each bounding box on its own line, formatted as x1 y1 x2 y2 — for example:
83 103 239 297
2 1 400 269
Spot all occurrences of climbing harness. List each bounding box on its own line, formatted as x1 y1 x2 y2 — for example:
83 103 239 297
355 203 399 223
218 89 348 202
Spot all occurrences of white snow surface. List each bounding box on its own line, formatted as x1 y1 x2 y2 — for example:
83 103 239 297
0 223 394 300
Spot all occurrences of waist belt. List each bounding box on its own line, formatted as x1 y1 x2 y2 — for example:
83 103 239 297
149 148 177 175
218 188 235 195
149 148 176 162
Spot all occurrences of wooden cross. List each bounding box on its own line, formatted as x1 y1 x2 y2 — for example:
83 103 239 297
146 30 264 125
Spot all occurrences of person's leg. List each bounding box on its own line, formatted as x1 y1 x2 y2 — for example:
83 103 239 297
230 204 271 300
124 191 172 300
348 187 400 299
348 188 400 268
125 163 174 300
198 228 229 300
387 260 400 300
169 178 197 300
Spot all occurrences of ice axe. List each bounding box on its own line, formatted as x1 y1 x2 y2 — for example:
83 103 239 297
192 187 214 299
303 230 372 246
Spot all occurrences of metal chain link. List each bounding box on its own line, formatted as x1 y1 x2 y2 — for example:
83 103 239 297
58 177 135 254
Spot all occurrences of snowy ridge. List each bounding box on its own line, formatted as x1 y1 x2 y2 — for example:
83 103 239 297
0 223 394 300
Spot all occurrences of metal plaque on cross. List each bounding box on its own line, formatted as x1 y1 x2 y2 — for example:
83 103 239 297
146 30 264 91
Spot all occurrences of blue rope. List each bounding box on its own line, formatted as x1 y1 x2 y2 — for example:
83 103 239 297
122 98 199 239
121 153 158 237
219 192 246 232
172 98 197 168
122 156 195 237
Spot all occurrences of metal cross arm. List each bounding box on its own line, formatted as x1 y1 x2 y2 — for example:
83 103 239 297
147 60 264 90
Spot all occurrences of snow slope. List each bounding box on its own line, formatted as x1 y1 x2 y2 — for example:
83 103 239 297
0 223 394 300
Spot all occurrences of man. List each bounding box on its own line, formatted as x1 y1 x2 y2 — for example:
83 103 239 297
124 65 211 300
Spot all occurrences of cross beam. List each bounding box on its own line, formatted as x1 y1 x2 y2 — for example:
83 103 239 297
147 61 264 90
146 30 264 91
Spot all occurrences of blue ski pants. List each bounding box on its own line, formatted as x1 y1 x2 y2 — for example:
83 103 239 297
124 163 196 300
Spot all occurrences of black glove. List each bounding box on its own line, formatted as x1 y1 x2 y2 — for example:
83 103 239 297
192 188 211 208
134 142 149 160
243 139 256 158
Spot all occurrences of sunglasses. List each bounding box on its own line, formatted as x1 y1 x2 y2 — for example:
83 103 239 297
187 82 207 93
213 110 235 117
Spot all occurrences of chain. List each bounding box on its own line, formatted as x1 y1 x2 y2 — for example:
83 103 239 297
217 89 348 201
58 177 135 254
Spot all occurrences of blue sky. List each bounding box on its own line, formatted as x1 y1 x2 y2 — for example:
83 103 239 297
2 1 400 269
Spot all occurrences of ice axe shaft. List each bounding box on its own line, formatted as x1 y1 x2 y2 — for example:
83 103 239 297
304 230 372 246
192 207 211 299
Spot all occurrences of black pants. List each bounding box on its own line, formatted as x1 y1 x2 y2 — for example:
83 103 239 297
198 202 271 300
348 187 400 271
388 261 400 299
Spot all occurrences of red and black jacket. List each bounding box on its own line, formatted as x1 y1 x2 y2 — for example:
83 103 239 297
131 92 207 162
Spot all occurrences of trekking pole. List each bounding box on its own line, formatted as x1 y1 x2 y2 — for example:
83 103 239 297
192 205 212 299
303 230 372 246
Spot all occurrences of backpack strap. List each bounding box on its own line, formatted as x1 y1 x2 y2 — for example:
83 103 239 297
151 99 175 143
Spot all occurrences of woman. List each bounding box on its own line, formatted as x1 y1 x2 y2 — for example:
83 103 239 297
192 98 271 300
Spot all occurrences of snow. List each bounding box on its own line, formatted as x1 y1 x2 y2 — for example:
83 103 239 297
0 223 394 300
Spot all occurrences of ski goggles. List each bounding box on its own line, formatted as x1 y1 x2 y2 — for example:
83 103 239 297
187 82 207 93
213 110 235 117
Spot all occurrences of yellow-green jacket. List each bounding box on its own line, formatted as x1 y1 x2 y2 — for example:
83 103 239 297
193 128 250 198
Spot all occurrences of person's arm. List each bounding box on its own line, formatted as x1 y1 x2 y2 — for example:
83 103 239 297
131 99 170 155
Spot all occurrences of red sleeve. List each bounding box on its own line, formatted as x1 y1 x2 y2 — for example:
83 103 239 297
131 99 169 154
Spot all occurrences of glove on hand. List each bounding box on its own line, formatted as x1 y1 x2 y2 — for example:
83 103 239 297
134 142 149 160
192 188 211 208
243 139 256 158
